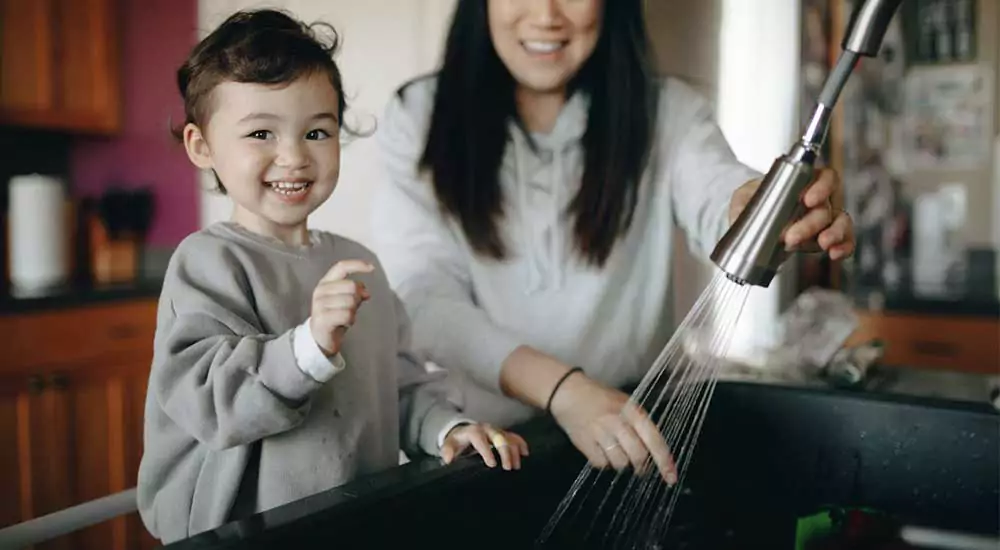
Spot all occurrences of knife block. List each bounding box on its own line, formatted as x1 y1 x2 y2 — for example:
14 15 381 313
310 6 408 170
88 211 138 285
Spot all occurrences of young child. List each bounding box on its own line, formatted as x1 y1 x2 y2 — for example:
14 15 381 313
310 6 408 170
137 9 528 544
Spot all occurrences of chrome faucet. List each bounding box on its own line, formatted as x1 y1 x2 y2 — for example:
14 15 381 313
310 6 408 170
710 0 904 287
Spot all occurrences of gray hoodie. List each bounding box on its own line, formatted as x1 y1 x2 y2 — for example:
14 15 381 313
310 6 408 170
137 222 465 543
372 75 762 427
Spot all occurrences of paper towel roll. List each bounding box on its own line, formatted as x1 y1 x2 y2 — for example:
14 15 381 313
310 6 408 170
9 174 69 294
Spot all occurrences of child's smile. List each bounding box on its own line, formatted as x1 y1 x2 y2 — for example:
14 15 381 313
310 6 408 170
183 71 342 245
265 179 314 203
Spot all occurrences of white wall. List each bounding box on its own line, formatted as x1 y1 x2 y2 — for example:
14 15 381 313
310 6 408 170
648 0 801 365
197 0 457 247
645 0 724 336
715 0 800 365
995 2 1000 264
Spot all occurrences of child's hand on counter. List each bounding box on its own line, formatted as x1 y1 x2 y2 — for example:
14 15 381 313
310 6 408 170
441 423 529 471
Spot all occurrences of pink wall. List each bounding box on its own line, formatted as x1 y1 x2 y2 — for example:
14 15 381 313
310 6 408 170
71 0 198 247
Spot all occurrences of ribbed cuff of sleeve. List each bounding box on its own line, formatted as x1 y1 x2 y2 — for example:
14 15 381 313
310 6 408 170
292 319 346 383
436 417 475 449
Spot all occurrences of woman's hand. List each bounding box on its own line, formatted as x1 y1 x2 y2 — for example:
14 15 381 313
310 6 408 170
549 372 677 485
729 167 856 260
440 423 529 471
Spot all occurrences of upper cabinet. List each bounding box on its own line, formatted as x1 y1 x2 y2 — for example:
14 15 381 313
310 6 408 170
0 0 121 135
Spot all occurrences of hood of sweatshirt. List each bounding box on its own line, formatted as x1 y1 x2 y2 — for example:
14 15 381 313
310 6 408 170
502 90 590 295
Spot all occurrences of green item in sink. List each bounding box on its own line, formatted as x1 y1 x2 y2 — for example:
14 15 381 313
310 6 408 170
794 506 907 550
795 508 836 550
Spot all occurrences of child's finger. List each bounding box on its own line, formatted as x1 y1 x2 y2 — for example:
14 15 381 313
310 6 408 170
488 430 515 471
467 430 496 468
497 442 514 471
314 294 358 311
440 440 457 464
508 432 530 457
320 259 375 283
316 308 355 329
314 279 366 298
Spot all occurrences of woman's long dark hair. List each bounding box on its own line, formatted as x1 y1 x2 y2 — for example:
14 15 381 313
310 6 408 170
414 0 658 267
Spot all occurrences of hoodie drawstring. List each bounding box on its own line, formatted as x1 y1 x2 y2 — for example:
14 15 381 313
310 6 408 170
509 91 589 295
514 131 568 295
514 135 544 294
550 147 565 291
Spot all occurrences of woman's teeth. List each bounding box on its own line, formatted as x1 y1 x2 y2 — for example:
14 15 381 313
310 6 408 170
522 41 565 54
267 181 311 195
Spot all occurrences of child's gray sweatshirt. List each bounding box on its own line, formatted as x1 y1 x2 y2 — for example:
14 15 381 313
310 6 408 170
137 222 466 543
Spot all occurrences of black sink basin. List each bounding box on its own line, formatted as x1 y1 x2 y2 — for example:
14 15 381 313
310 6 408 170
164 381 999 549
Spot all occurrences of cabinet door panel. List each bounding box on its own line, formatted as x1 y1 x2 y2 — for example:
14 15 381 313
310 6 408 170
15 385 74 550
0 391 24 530
53 0 121 132
0 299 158 549
0 0 120 133
0 0 55 112
70 376 115 549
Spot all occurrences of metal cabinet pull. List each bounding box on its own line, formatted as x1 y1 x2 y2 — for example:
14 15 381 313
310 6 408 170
27 375 46 394
49 373 69 390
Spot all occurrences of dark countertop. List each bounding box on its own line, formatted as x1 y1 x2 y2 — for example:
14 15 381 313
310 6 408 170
0 277 163 315
157 379 1000 550
160 415 574 550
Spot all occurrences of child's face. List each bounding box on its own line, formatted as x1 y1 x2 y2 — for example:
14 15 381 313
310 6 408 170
184 71 341 243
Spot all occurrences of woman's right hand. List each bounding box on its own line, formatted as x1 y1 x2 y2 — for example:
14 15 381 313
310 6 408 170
548 371 678 485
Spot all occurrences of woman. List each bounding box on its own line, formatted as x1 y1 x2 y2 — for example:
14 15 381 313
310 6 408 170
371 0 854 481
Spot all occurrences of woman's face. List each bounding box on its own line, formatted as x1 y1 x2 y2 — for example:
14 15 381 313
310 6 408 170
488 0 603 94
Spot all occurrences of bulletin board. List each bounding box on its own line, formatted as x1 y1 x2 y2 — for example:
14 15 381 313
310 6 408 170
799 0 997 299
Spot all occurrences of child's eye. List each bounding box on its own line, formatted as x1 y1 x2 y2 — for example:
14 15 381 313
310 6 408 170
247 130 271 140
306 129 331 140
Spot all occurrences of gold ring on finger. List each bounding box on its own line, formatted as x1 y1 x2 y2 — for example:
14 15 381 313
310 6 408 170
490 432 509 449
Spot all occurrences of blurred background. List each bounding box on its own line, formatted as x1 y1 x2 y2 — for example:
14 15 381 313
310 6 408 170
0 0 996 548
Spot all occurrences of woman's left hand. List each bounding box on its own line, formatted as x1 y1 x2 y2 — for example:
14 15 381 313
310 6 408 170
729 167 856 261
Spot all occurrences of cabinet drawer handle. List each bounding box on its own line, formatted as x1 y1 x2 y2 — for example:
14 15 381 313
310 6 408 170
911 340 959 357
107 324 139 339
49 373 69 390
27 375 46 394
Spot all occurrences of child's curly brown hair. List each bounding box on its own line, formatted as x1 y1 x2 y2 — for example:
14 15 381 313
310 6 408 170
173 9 360 193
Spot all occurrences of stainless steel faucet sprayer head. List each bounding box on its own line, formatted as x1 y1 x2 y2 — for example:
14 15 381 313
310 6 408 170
710 0 904 287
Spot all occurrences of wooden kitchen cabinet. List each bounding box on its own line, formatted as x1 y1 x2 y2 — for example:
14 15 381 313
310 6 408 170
846 310 1000 375
0 0 121 134
0 299 158 550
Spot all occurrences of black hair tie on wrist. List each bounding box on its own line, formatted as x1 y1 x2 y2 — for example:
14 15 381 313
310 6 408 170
546 366 583 416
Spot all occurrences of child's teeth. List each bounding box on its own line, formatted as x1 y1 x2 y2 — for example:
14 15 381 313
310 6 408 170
269 181 309 195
